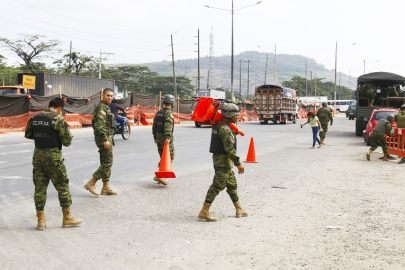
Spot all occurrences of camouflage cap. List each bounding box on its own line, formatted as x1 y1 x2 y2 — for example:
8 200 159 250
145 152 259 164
401 104 405 110
221 103 240 118
322 102 327 106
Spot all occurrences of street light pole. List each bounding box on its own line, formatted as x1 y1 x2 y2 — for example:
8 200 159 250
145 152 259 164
205 1 262 101
334 41 337 112
231 0 234 101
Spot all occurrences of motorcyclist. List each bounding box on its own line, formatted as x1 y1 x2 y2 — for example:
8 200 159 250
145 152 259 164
109 98 126 134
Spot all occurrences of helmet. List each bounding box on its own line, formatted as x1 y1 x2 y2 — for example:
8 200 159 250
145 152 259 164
400 104 405 110
162 94 175 104
322 102 327 107
386 115 395 121
221 103 240 118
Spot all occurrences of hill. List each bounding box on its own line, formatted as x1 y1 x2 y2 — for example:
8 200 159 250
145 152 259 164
125 51 357 97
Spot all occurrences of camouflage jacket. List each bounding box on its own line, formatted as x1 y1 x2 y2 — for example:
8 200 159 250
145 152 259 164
25 109 73 161
213 119 241 168
93 101 114 146
394 111 405 128
316 107 333 123
152 107 174 140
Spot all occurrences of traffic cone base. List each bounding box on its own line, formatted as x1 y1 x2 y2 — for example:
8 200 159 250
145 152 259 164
155 143 176 178
155 171 175 178
245 137 258 163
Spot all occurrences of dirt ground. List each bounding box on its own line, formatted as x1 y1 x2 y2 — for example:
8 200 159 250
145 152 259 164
1 115 404 270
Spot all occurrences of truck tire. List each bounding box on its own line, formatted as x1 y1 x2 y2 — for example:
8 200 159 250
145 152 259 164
260 120 268 125
355 118 363 136
195 121 201 127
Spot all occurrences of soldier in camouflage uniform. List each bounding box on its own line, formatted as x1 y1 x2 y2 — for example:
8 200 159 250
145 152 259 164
152 94 175 185
365 83 376 107
25 97 82 230
316 102 333 145
394 104 405 164
198 103 247 222
84 88 117 196
366 115 395 161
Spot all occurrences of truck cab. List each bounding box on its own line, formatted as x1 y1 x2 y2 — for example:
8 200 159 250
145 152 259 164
0 86 27 95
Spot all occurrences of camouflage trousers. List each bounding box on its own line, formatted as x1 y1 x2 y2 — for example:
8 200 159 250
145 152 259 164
204 165 239 204
370 132 387 153
156 133 174 167
93 146 113 182
33 159 72 211
319 122 329 138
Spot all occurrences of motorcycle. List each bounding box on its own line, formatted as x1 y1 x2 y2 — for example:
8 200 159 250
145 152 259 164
114 112 131 140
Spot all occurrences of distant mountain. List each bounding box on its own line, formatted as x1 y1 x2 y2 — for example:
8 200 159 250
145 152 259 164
113 51 357 96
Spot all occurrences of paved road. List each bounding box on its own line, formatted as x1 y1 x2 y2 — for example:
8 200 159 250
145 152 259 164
1 115 404 269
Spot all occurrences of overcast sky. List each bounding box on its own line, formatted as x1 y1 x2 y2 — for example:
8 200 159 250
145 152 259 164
1 0 403 79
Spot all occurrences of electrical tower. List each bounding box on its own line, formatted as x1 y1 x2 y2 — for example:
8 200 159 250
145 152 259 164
207 27 215 90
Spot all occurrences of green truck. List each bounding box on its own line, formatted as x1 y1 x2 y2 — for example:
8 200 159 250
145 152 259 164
355 72 405 136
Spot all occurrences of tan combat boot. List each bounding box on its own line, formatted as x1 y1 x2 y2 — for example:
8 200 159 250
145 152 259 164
234 201 248 218
36 210 46 231
366 150 372 161
320 138 325 145
198 203 217 222
101 181 117 195
62 208 82 228
383 153 388 161
153 176 168 185
84 177 99 197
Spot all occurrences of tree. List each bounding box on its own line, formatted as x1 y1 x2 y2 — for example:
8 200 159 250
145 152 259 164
282 75 354 100
0 34 60 72
54 52 95 76
149 76 194 98
106 66 158 94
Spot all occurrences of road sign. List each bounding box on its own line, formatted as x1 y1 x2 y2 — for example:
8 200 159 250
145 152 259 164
22 75 36 89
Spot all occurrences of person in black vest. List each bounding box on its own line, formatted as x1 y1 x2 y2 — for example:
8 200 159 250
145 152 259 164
25 97 82 230
152 94 175 185
109 98 125 134
198 103 247 222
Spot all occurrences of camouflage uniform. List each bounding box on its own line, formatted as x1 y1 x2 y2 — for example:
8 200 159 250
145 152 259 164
370 120 393 153
93 101 115 182
365 83 376 105
316 106 333 139
394 111 405 149
204 119 241 204
152 107 175 166
24 109 73 211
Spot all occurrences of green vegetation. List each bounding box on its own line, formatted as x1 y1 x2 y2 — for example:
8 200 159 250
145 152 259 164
282 75 355 100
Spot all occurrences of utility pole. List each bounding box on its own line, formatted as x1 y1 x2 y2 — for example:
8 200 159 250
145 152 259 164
69 41 72 69
194 76 205 95
239 60 242 99
195 29 201 92
305 59 307 96
315 73 317 110
247 59 251 98
171 34 177 100
264 54 268 84
99 50 114 79
274 43 277 84
339 72 341 99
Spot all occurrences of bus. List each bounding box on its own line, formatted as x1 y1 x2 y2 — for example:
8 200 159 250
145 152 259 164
327 100 355 112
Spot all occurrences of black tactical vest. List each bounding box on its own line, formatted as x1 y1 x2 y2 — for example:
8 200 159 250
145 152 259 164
209 121 237 154
32 112 62 150
155 108 174 133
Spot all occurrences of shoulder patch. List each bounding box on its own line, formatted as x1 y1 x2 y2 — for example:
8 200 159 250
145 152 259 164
100 111 106 117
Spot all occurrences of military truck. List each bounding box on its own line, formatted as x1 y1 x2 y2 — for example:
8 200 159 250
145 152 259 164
355 72 405 136
254 84 298 124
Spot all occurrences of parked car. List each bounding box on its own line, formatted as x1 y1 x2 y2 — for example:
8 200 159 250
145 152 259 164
364 108 398 145
346 105 357 120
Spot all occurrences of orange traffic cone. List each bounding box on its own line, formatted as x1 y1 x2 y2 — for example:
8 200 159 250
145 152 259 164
155 143 176 178
245 137 258 163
